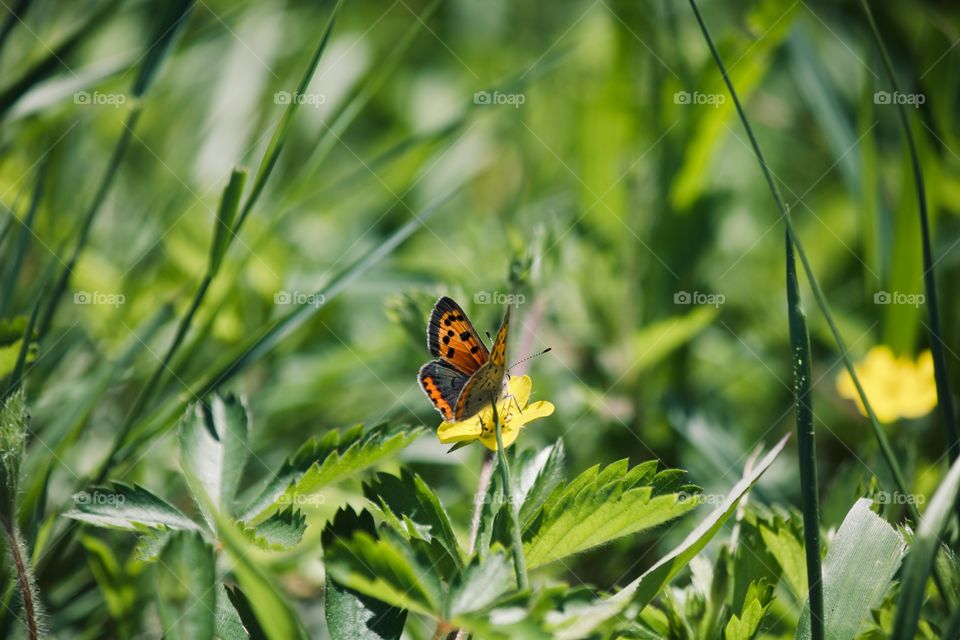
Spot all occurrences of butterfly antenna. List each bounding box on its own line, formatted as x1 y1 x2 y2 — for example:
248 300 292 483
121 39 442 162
485 330 493 342
507 347 552 372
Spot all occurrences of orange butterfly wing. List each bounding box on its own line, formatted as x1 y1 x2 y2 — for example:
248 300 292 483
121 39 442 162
454 305 509 420
427 297 489 375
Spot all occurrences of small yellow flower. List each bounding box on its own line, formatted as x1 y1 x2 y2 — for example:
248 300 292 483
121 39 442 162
836 346 937 423
437 375 554 451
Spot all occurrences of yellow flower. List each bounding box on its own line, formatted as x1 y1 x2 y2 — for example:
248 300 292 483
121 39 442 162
836 346 937 423
437 375 554 451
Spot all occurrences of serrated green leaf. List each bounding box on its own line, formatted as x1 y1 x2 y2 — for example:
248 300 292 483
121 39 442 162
446 550 514 619
135 531 172 562
515 441 566 526
242 423 422 524
241 507 306 550
156 531 216 640
759 516 807 601
215 585 251 640
724 579 773 640
324 529 443 617
891 455 960 640
321 506 408 640
522 458 698 568
365 470 462 572
224 585 267 640
325 574 407 640
546 435 789 639
178 394 251 526
65 483 200 532
208 494 308 640
796 498 906 640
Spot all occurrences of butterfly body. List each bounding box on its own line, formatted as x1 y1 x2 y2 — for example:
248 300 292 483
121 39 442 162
418 296 510 421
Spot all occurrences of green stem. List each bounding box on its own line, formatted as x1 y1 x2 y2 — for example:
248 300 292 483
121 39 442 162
687 0 950 601
786 234 824 640
858 0 959 467
686 0 914 518
38 105 143 338
491 401 528 590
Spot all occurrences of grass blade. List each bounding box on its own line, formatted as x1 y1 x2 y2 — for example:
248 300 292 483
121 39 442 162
685 0 919 526
891 455 960 639
0 0 118 117
786 234 824 640
858 0 959 468
0 0 32 57
0 155 47 318
37 0 196 337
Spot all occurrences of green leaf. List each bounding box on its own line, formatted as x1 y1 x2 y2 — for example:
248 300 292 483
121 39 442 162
215 585 251 640
515 440 566 526
323 509 443 618
224 585 267 640
241 424 422 523
522 458 698 568
365 470 462 572
241 507 306 550
627 307 717 381
446 550 514 620
322 508 408 640
156 531 216 640
759 514 808 601
547 434 789 639
724 580 774 640
178 394 251 525
65 483 200 532
892 456 960 640
795 498 906 640
209 497 308 640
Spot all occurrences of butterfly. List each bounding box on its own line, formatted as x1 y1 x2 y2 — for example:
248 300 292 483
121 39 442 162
418 296 510 422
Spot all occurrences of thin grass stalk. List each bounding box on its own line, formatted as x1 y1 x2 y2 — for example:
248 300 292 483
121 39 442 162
686 0 915 518
490 400 528 590
37 105 142 338
858 0 958 466
0 154 47 318
786 233 823 640
0 0 31 57
686 0 950 601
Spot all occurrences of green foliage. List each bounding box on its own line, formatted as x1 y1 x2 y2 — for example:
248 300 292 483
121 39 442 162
724 580 774 640
891 456 960 639
66 483 200 533
242 423 424 523
796 498 906 640
155 531 216 640
522 457 700 568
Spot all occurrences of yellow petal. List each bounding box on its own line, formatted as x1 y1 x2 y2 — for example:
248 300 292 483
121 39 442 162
506 375 532 407
437 416 482 444
509 401 555 428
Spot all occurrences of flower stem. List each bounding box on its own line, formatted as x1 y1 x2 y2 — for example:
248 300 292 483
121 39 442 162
491 401 528 590
3 521 40 640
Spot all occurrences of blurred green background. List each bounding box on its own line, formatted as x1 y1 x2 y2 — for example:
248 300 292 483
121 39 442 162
1 0 959 635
